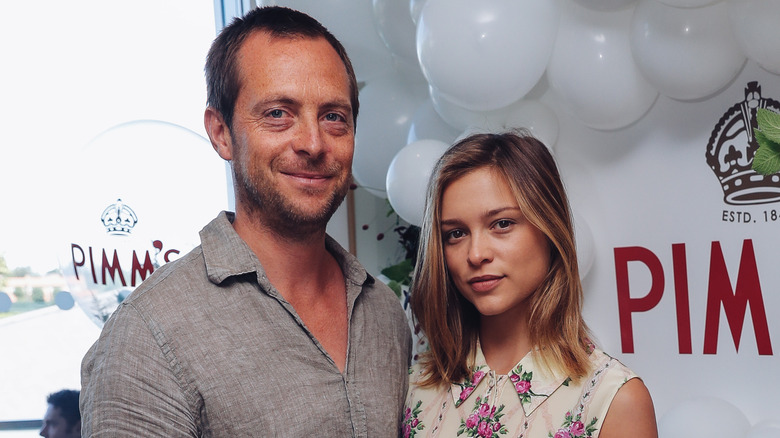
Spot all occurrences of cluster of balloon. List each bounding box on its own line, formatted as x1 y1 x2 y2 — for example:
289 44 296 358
58 121 228 327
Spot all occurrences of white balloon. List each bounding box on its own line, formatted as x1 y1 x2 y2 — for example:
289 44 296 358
571 0 638 11
407 99 461 145
417 0 561 111
547 1 658 130
353 73 427 198
657 0 721 7
747 420 780 438
429 86 506 132
630 0 746 100
728 0 780 75
372 0 417 59
258 0 393 82
501 100 560 149
658 397 750 438
386 140 450 226
410 0 427 25
574 213 595 280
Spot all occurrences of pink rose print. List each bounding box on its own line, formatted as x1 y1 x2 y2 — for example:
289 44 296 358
461 385 475 401
515 380 531 394
554 430 572 438
403 400 425 438
570 421 585 436
477 420 491 437
478 403 492 418
466 414 479 429
472 370 485 384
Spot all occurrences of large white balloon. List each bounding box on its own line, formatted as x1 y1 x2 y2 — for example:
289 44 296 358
547 1 658 130
429 86 506 132
728 0 780 75
372 0 417 59
658 397 750 438
353 73 427 198
574 213 595 280
386 140 450 226
417 0 561 111
630 0 746 100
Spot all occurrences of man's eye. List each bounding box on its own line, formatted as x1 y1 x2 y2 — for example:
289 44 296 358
269 109 284 118
325 112 344 122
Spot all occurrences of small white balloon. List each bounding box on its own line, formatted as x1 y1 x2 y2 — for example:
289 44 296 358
547 1 658 130
386 140 450 226
630 0 746 100
728 0 780 75
658 397 750 438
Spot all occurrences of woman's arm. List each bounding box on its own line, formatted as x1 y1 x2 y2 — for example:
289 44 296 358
599 378 658 438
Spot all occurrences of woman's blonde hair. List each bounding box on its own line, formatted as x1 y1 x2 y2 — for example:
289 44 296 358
410 131 591 387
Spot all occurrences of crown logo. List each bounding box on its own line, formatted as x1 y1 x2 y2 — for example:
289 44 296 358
706 82 780 205
101 199 138 235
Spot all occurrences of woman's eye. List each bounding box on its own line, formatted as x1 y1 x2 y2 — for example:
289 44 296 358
495 219 513 229
445 229 464 241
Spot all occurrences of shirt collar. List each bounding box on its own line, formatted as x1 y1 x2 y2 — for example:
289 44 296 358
200 211 373 301
451 343 572 416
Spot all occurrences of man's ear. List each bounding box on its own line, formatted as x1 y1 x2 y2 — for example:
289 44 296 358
204 106 233 161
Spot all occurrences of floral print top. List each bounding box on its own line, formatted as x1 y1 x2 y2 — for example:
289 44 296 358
403 345 638 438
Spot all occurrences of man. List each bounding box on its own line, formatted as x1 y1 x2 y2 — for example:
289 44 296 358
80 6 411 436
40 389 81 438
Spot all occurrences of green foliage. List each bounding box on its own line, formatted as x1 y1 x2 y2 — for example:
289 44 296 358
381 258 414 297
752 108 780 175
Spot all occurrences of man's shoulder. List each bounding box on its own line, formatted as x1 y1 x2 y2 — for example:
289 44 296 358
122 244 207 305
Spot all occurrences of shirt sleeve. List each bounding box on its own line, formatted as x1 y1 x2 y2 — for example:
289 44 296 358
80 303 198 437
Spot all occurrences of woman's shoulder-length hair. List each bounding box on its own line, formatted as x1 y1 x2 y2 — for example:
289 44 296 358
410 130 592 387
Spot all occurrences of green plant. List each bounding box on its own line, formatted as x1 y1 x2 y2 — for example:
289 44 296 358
380 224 420 297
751 108 780 175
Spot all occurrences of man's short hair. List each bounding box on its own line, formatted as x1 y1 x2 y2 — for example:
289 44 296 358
205 6 359 131
46 389 81 428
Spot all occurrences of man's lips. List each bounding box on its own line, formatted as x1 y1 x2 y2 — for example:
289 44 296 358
467 275 503 293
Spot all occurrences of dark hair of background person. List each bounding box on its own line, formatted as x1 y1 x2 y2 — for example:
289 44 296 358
410 130 592 387
204 6 359 131
46 389 81 429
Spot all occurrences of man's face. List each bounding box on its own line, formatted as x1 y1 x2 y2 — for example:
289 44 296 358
227 31 355 238
39 405 80 438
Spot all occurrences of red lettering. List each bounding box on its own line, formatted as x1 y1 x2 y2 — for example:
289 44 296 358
101 249 127 287
131 250 155 287
672 244 692 354
71 244 85 280
703 240 773 355
614 247 664 353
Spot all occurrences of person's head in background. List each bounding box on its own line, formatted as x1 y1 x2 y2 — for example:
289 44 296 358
40 389 81 438
410 130 591 385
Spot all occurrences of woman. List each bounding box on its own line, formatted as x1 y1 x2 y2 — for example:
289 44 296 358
403 132 657 438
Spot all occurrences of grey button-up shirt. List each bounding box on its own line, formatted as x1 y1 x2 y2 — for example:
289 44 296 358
81 212 412 437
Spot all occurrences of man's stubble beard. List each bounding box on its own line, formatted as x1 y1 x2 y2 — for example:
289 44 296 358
232 156 351 241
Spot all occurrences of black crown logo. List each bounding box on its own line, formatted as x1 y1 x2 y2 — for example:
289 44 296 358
101 199 138 235
706 81 780 205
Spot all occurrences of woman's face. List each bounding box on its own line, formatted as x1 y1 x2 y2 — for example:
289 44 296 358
440 167 551 321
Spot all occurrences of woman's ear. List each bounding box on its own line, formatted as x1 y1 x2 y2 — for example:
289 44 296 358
204 106 232 161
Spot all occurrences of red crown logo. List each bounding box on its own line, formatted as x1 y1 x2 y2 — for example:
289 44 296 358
100 199 138 235
706 82 780 205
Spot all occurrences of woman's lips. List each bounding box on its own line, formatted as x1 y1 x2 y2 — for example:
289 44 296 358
468 275 503 293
